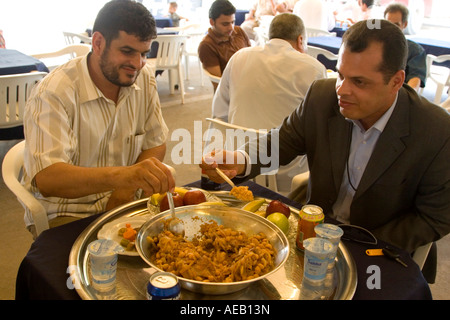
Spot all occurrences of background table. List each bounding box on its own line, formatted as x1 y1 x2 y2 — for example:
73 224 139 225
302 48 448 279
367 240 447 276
0 49 49 75
15 180 431 300
308 36 450 69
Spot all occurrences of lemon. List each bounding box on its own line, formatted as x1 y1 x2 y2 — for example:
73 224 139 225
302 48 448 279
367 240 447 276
267 212 290 234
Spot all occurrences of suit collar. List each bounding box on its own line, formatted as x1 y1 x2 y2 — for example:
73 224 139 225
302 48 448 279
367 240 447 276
354 87 410 198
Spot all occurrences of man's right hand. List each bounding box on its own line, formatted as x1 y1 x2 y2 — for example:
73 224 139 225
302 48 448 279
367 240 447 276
199 150 246 184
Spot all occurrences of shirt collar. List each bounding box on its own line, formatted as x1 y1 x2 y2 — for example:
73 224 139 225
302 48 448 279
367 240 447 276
349 93 398 133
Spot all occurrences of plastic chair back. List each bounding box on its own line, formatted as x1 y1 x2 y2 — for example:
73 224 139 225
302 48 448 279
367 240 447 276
306 45 338 61
63 31 92 45
306 28 336 38
0 72 47 129
31 44 91 70
147 35 187 103
2 140 49 236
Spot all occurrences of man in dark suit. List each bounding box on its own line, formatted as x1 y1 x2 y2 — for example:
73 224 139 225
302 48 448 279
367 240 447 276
200 20 450 259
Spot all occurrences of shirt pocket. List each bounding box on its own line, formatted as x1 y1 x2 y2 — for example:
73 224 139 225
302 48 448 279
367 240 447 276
126 133 145 165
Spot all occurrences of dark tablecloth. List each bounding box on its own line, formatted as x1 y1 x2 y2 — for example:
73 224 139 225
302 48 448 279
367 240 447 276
16 180 432 300
0 49 49 75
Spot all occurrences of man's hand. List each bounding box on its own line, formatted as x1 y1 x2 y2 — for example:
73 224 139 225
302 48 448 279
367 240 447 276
199 150 246 183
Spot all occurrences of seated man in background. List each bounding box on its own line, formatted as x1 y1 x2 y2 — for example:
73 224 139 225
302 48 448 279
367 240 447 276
23 0 174 237
240 0 279 41
212 13 326 193
384 2 427 92
198 0 251 90
201 20 450 278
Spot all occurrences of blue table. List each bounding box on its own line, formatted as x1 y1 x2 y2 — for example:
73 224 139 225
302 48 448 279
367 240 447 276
0 49 49 76
0 49 48 140
308 36 450 69
235 9 249 26
155 16 173 28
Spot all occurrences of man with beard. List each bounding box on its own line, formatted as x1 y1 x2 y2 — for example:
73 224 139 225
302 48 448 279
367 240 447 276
22 0 174 237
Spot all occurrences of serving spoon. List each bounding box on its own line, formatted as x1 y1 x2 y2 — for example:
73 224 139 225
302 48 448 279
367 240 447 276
166 191 185 237
215 167 235 188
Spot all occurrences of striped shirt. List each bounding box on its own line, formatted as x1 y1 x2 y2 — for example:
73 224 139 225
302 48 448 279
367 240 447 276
22 54 168 226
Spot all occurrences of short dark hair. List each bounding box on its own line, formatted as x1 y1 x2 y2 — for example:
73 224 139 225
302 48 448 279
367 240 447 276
93 0 156 45
362 0 374 7
342 19 407 83
209 0 236 20
384 3 409 24
269 13 305 42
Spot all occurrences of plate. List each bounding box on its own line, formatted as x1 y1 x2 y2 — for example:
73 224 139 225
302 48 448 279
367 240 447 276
146 187 222 215
97 216 149 256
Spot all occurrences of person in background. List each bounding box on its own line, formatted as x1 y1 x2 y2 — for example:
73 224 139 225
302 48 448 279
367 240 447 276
167 2 188 27
240 0 281 41
198 0 251 90
22 0 174 238
0 30 5 48
201 20 450 279
293 0 335 32
384 2 427 92
211 13 326 193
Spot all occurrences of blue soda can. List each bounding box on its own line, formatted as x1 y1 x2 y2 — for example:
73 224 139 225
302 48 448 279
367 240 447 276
146 272 181 300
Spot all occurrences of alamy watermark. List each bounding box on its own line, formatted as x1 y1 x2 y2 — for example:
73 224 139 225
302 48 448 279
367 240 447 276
170 120 279 174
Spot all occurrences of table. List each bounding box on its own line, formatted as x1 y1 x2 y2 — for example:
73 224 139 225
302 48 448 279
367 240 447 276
235 9 249 26
0 49 49 140
15 180 432 300
0 49 49 76
155 16 173 28
308 36 450 69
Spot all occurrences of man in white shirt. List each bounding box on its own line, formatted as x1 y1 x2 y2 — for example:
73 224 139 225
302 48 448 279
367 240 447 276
293 0 335 32
23 0 174 236
212 13 326 193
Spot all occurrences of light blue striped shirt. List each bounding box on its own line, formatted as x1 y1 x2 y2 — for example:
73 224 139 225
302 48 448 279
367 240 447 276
331 95 398 223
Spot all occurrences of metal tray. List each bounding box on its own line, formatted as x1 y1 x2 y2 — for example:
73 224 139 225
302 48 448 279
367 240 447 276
69 193 357 300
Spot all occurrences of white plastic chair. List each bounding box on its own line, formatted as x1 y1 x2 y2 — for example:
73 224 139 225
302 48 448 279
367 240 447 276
63 31 92 45
0 72 47 131
147 35 187 104
423 54 450 104
306 45 338 61
205 117 279 192
181 27 206 85
306 28 336 38
31 44 91 71
2 140 49 236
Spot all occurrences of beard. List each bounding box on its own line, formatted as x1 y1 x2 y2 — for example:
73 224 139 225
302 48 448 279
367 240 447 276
99 47 140 87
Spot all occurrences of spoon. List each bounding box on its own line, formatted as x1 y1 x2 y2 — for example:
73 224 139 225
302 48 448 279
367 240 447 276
215 167 236 188
166 191 185 237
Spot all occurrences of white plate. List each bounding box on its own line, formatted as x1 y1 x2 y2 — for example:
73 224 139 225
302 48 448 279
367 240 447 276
97 216 149 256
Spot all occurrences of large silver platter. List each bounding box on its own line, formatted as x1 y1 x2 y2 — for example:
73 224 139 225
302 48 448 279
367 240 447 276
69 193 357 300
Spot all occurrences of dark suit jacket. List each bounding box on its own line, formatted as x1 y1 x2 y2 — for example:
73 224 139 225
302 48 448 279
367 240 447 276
240 79 450 253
